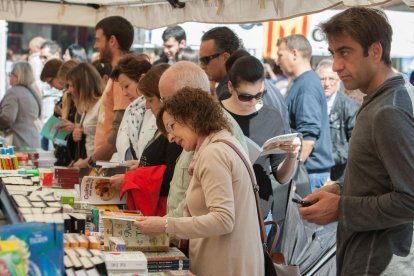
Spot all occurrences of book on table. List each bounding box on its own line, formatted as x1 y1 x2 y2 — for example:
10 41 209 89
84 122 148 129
245 132 299 163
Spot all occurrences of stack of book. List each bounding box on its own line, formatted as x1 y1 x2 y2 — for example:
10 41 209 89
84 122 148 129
54 167 80 189
144 247 190 272
103 251 148 276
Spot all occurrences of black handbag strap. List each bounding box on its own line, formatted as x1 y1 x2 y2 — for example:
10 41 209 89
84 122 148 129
214 139 280 252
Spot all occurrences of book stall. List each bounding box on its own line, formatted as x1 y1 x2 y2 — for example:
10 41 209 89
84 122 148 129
0 146 192 276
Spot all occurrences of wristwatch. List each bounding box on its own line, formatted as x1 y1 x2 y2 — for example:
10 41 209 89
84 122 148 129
87 156 96 168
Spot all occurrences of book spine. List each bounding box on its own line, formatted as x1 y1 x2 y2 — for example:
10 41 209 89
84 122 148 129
148 259 189 266
148 264 190 272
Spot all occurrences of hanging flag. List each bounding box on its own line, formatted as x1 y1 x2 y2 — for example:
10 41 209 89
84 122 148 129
263 16 309 60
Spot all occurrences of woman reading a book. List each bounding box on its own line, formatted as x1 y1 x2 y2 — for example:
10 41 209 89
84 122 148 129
221 52 300 217
66 63 103 164
134 88 264 276
110 64 182 216
108 53 152 162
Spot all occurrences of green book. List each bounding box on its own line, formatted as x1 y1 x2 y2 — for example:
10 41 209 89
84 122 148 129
40 116 70 146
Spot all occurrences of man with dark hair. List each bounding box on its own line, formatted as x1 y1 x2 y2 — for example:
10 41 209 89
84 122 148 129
277 34 334 192
73 16 133 167
155 25 187 64
300 7 414 275
95 16 134 62
40 40 62 65
199 26 241 100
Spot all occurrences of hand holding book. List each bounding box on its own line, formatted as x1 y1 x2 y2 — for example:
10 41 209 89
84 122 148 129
246 133 300 163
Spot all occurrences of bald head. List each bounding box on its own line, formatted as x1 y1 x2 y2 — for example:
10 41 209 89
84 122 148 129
159 61 210 99
29 37 46 53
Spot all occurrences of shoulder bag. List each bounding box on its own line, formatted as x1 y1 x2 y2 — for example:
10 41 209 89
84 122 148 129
215 139 300 276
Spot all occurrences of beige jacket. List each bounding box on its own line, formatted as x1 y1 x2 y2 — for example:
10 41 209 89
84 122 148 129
167 130 264 276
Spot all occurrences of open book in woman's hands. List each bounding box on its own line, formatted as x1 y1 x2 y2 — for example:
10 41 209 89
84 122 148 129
245 133 299 163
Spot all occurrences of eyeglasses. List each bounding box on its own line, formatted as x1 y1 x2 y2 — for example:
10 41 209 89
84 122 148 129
165 119 176 134
199 53 222 66
320 77 339 84
235 89 267 102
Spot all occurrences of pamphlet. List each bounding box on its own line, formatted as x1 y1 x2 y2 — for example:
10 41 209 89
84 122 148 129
40 116 70 146
246 133 299 163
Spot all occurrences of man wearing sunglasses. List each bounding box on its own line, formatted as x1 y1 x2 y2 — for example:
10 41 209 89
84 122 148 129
199 26 240 101
277 34 334 192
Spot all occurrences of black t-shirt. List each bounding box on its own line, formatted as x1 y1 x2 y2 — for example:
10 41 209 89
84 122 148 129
139 132 183 196
223 105 287 200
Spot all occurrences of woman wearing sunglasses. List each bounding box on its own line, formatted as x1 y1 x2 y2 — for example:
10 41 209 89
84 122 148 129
221 53 300 217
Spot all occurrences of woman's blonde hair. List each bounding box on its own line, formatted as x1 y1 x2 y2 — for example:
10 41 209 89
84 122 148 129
58 59 81 119
66 63 103 113
57 59 80 80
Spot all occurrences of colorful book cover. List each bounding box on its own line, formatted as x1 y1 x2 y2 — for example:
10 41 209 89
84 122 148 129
80 176 126 205
0 222 64 276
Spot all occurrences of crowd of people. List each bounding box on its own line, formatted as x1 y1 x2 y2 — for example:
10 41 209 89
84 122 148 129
1 6 414 275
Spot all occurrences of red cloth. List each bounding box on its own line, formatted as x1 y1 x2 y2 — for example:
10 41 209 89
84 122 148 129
120 165 167 216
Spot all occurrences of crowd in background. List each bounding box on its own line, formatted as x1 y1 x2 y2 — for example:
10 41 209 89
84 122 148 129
2 7 414 275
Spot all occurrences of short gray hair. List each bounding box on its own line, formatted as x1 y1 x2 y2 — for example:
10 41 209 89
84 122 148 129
11 61 35 87
277 34 312 60
169 61 210 92
316 58 333 72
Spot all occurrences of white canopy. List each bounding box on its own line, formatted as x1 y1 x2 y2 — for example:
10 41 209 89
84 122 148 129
0 0 413 29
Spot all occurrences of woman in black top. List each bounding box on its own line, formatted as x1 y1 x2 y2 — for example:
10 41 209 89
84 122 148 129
221 51 300 216
110 64 182 205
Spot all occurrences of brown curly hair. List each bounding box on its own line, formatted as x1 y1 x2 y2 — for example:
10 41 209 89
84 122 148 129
156 87 231 137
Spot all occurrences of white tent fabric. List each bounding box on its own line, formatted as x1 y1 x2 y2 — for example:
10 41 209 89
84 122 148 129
0 0 413 29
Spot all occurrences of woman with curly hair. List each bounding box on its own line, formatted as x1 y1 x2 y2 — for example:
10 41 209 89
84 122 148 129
134 87 264 276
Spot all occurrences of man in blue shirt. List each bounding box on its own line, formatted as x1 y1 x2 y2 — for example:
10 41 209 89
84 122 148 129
277 34 334 192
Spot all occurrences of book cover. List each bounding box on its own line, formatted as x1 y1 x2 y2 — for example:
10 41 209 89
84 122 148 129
245 133 299 163
80 176 126 205
40 116 70 146
102 213 169 252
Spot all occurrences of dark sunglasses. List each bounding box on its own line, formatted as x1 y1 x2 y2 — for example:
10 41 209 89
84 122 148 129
199 52 222 66
235 89 267 102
